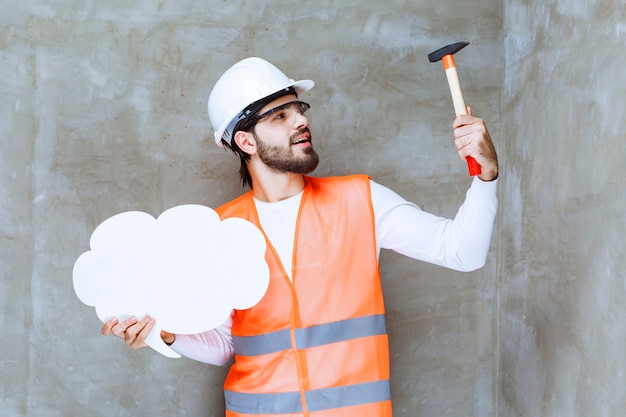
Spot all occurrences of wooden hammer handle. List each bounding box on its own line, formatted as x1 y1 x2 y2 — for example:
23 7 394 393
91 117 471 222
443 58 482 176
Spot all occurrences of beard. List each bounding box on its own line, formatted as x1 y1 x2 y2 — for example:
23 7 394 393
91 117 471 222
254 128 320 174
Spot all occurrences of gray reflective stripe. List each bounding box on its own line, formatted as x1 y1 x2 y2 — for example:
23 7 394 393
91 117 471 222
233 314 387 357
296 315 387 349
233 328 292 356
225 380 391 414
225 390 302 414
306 380 391 412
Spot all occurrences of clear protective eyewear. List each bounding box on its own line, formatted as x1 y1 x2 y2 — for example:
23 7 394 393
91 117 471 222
251 100 310 126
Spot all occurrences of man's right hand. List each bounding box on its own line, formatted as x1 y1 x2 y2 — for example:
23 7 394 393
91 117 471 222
101 315 175 349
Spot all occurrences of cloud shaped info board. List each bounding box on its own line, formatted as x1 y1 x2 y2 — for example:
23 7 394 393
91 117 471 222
73 204 269 358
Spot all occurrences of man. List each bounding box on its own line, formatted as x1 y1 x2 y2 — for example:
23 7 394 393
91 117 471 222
102 57 498 416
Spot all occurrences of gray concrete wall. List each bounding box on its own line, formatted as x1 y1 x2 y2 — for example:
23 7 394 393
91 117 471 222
1 1 504 416
499 0 626 416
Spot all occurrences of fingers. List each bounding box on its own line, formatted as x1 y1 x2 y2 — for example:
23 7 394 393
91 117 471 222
101 317 118 336
101 315 156 350
453 113 499 181
452 112 480 130
126 316 156 349
453 116 489 152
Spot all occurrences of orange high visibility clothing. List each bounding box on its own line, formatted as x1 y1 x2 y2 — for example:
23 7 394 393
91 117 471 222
216 175 392 417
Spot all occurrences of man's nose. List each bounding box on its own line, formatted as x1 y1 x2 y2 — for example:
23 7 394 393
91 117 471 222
293 111 308 129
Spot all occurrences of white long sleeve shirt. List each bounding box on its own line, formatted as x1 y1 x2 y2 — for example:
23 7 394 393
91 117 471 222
171 176 498 365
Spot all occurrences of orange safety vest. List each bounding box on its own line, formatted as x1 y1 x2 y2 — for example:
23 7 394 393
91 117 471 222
216 175 392 417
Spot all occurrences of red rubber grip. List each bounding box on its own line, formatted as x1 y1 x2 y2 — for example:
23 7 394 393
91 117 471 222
466 156 481 176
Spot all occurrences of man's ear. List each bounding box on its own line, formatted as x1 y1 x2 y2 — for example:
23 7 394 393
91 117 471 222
234 130 257 154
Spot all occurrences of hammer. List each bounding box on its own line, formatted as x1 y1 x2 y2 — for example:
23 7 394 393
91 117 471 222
428 41 481 176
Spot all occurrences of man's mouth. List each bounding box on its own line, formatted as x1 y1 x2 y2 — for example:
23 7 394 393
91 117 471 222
291 129 311 146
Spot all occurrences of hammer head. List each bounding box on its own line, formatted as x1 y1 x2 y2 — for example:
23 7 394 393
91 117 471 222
428 41 469 63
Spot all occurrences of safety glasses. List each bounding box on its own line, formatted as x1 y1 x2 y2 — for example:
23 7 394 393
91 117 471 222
252 101 310 126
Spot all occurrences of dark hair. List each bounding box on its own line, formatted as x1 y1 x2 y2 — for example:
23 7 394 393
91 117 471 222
221 122 253 188
222 87 298 188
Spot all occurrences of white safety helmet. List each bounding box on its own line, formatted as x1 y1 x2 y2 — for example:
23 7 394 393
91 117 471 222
208 57 314 147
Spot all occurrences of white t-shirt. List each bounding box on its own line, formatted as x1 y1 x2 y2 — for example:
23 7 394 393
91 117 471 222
172 177 498 365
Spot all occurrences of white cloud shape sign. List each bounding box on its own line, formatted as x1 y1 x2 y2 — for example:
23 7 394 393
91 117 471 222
73 204 269 358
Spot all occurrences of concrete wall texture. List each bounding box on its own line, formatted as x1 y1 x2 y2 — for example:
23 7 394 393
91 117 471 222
499 1 626 416
0 1 623 416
